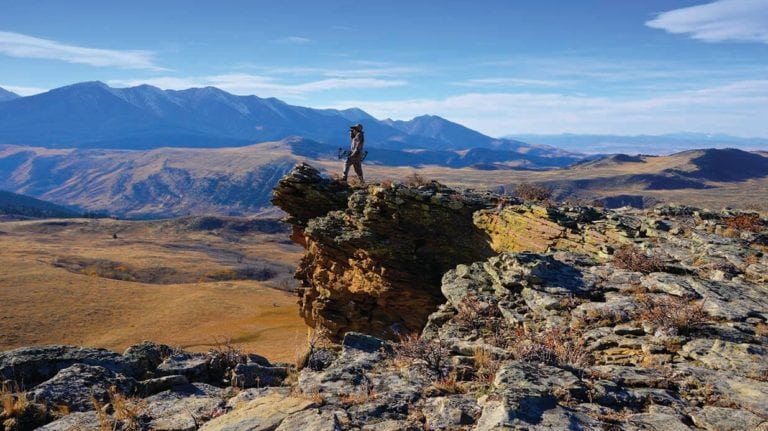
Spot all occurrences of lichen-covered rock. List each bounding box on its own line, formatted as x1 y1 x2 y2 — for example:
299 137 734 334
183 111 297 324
29 363 137 411
0 345 137 387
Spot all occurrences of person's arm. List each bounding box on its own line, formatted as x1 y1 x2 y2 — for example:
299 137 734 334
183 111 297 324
350 133 362 157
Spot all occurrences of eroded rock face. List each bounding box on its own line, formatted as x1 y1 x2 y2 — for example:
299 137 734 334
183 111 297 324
272 163 496 340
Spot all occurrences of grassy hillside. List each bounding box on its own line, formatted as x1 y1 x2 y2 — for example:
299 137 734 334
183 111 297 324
0 189 79 218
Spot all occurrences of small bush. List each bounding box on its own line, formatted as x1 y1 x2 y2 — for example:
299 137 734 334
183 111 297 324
612 244 663 273
431 373 467 394
473 347 501 385
404 173 430 187
724 214 764 233
509 326 591 369
393 334 451 377
633 294 709 336
513 182 552 202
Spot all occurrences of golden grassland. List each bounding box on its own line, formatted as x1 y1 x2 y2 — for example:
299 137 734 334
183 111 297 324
0 217 307 362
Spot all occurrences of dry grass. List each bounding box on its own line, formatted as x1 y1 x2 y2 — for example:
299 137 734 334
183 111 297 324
612 244 664 274
473 347 501 385
755 323 768 337
431 373 467 394
108 386 147 431
0 218 306 362
509 326 591 369
633 294 709 336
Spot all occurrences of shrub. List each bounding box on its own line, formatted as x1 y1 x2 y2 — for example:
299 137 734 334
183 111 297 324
633 294 709 336
473 347 501 385
404 172 430 187
612 244 663 273
393 334 451 377
513 182 553 202
509 326 591 369
724 214 764 233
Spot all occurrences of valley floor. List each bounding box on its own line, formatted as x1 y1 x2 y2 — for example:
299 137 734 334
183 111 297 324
0 217 307 362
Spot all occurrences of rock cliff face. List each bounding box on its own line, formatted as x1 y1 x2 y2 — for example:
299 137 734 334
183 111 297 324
272 163 496 340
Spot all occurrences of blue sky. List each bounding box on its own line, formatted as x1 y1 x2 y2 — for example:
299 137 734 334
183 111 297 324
1 0 767 137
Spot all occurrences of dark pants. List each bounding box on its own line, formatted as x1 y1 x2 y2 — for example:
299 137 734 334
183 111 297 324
343 155 364 182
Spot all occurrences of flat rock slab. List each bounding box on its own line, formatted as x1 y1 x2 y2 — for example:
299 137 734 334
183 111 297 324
199 392 317 431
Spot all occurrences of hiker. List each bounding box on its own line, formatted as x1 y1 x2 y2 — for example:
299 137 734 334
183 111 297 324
342 123 365 183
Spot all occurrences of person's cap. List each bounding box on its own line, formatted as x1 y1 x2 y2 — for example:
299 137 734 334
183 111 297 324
351 123 363 131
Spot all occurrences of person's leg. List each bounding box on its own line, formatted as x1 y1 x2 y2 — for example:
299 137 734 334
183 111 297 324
343 157 353 180
353 158 364 183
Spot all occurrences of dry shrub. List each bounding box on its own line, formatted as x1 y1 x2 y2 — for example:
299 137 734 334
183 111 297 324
454 295 501 332
513 182 552 202
724 214 764 233
755 322 768 337
633 294 709 336
404 172 430 187
431 373 467 394
612 244 663 274
473 347 501 385
108 386 147 431
378 178 396 188
393 334 451 377
509 326 591 369
339 389 376 406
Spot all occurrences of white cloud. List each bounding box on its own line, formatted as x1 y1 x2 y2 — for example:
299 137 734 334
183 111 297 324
0 31 165 70
646 0 768 44
273 36 313 44
327 80 768 137
455 78 568 88
0 84 48 96
108 73 406 97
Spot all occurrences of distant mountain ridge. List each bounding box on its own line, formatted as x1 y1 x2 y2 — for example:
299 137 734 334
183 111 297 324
0 81 578 167
0 87 19 103
511 133 768 155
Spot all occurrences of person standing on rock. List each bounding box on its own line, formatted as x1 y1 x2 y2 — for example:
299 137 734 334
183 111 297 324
342 123 365 184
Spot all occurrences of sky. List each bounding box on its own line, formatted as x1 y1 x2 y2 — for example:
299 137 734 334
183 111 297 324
1 0 768 138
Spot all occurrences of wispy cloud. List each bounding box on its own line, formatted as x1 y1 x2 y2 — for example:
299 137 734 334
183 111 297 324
455 77 568 88
108 73 406 97
328 80 768 137
273 36 313 44
646 0 768 44
0 30 165 70
0 84 48 96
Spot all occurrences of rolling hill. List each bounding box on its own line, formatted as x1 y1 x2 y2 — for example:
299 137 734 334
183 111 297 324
0 189 79 218
1 142 766 218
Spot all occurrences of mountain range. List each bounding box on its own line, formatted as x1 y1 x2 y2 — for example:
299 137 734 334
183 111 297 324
0 82 577 168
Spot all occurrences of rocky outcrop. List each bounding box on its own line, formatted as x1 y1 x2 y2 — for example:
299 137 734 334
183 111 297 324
272 163 496 340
